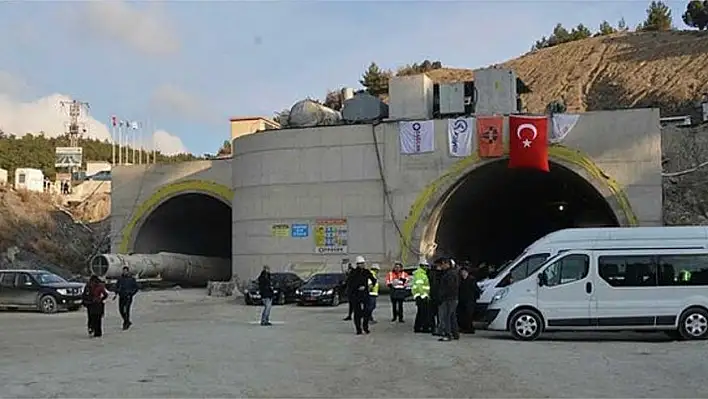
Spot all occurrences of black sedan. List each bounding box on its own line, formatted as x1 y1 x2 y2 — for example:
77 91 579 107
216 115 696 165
244 272 304 305
296 272 347 306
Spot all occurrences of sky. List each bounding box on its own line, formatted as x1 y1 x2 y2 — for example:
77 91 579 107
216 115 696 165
0 0 691 156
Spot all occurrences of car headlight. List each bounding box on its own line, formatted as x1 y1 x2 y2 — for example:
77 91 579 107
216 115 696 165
324 289 334 295
491 287 509 304
295 289 301 295
56 288 68 295
244 288 249 293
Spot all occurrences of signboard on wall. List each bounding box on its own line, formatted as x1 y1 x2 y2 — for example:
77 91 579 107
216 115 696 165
314 218 348 254
271 224 290 237
291 223 309 238
55 147 83 168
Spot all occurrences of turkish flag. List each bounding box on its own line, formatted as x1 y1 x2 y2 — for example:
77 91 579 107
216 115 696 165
508 115 550 172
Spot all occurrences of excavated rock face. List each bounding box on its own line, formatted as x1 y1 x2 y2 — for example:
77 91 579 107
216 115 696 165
662 124 708 225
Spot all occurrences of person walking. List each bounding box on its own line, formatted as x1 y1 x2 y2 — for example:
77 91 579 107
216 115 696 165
412 257 432 333
429 258 443 336
349 256 377 335
343 263 355 321
113 266 139 330
258 265 274 326
386 261 409 323
82 275 109 338
437 258 460 342
457 267 480 334
368 263 380 323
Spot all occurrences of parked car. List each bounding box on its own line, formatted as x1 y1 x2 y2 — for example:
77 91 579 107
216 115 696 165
296 272 347 306
87 170 111 181
244 272 304 305
0 269 85 313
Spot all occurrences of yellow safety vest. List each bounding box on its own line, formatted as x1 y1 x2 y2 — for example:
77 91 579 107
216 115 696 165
369 270 379 296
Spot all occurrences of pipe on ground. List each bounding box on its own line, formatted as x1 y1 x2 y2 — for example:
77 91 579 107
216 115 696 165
90 252 231 286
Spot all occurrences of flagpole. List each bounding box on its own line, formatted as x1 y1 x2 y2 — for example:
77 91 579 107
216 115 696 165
139 125 143 165
118 124 123 166
110 118 115 166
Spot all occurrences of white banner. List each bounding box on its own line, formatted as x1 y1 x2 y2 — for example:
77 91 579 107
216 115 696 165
447 117 474 157
399 120 435 154
550 113 580 143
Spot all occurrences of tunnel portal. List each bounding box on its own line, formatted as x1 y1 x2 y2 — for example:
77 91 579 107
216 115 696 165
134 193 232 260
430 159 620 267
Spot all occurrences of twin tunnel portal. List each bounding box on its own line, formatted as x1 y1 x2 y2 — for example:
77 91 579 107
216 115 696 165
128 158 620 277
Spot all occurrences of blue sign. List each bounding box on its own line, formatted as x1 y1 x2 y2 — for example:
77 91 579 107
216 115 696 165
291 223 309 238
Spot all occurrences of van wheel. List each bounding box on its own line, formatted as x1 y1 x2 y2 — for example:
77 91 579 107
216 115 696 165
509 309 543 341
678 307 708 340
39 295 58 314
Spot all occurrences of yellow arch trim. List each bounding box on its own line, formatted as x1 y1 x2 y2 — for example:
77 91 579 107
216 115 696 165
399 145 638 264
118 179 233 254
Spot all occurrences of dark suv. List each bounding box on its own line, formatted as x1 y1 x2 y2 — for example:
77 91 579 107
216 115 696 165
0 269 85 313
244 272 305 305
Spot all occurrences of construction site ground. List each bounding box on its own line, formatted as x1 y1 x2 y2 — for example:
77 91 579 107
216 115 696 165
1 289 706 398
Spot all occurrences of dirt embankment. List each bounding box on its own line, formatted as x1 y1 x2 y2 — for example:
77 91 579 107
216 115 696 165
0 186 110 276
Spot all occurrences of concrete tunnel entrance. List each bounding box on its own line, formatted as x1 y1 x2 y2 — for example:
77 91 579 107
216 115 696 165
427 159 619 268
133 193 232 279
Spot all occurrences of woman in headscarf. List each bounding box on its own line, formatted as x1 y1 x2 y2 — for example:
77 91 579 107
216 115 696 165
82 275 109 337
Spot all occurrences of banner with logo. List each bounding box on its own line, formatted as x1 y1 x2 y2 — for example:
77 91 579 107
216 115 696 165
446 117 474 157
399 120 435 154
550 113 580 143
476 116 504 158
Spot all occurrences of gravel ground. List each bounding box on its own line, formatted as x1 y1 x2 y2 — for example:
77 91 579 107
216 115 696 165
1 289 707 398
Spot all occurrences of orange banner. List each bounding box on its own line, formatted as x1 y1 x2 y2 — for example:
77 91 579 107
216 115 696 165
476 116 504 158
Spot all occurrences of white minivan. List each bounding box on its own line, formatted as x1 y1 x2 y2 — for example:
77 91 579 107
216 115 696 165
486 246 708 341
475 226 708 318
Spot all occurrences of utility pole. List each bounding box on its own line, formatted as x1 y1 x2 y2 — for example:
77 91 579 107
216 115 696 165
59 99 90 182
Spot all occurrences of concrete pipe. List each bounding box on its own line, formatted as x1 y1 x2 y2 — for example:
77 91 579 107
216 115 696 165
90 252 231 286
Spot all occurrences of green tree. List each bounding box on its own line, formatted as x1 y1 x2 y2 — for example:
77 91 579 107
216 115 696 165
323 90 343 111
546 99 567 114
683 0 708 30
359 62 392 97
396 60 443 76
595 20 617 36
569 23 592 40
216 140 231 156
618 17 628 31
639 1 673 31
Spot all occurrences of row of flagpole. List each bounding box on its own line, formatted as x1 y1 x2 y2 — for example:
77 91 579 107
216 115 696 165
110 115 157 166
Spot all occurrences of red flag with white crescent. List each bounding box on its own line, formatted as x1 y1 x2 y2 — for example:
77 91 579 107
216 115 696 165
508 115 549 172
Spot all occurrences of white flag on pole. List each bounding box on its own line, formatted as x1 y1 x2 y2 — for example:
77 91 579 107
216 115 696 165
447 117 474 157
550 113 580 143
399 120 435 154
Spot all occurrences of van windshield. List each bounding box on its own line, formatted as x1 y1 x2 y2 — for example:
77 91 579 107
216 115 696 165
494 251 528 276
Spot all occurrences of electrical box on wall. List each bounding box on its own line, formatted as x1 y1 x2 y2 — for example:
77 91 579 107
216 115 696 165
388 74 434 120
433 82 475 117
473 68 518 115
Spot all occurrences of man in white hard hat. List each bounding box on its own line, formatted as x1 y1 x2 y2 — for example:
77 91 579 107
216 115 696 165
368 263 381 324
349 255 377 335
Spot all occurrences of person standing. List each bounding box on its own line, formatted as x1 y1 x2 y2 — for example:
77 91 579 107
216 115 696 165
386 261 409 323
429 258 444 336
82 275 109 338
349 256 377 335
412 257 432 333
457 267 480 334
258 265 274 326
343 263 355 321
437 258 460 342
113 266 139 330
368 263 380 323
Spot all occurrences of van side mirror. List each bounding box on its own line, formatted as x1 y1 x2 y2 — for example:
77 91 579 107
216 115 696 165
538 274 547 287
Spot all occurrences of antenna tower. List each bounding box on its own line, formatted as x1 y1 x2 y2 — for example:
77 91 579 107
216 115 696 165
60 99 90 147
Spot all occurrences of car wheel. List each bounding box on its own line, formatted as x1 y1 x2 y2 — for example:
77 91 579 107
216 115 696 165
331 293 340 307
508 309 543 341
276 292 286 305
678 307 708 340
39 295 58 314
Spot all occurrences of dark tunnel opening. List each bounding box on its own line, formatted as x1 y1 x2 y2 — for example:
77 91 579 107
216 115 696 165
134 193 232 260
433 160 619 268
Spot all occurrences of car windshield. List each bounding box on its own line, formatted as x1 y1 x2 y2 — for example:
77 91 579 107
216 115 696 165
307 274 342 285
272 273 294 283
34 273 66 284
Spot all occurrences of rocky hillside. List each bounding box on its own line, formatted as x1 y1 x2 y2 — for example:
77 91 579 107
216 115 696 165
425 31 708 116
0 186 110 276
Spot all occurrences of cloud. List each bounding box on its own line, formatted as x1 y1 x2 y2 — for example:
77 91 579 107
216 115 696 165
80 0 179 57
150 84 218 123
152 129 187 155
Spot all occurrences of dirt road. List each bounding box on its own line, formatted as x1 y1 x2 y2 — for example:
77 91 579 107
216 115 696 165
1 290 706 398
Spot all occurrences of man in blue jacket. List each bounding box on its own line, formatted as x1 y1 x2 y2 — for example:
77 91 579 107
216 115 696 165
113 266 139 330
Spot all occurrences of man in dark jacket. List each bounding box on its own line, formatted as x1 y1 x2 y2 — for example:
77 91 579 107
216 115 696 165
349 256 377 335
437 258 460 341
457 267 480 334
343 264 354 321
113 266 139 330
258 265 274 326
429 258 444 336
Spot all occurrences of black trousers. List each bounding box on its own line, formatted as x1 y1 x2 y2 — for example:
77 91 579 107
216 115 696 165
118 295 134 325
414 297 432 332
390 296 404 321
87 303 105 337
457 301 476 332
352 294 370 334
346 293 354 318
430 300 439 334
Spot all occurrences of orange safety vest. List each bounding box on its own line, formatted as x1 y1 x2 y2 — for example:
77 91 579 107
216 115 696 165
386 271 408 289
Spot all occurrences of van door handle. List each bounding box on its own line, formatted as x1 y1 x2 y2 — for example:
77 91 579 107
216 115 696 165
585 282 593 294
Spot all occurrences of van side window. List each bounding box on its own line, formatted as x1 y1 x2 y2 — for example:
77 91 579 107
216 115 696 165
542 254 589 287
0 272 16 288
509 253 550 282
657 255 708 286
598 256 656 287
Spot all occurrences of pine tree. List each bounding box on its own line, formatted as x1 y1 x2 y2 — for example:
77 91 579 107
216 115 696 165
639 1 673 31
618 17 628 31
359 62 392 97
682 0 708 30
596 20 617 36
